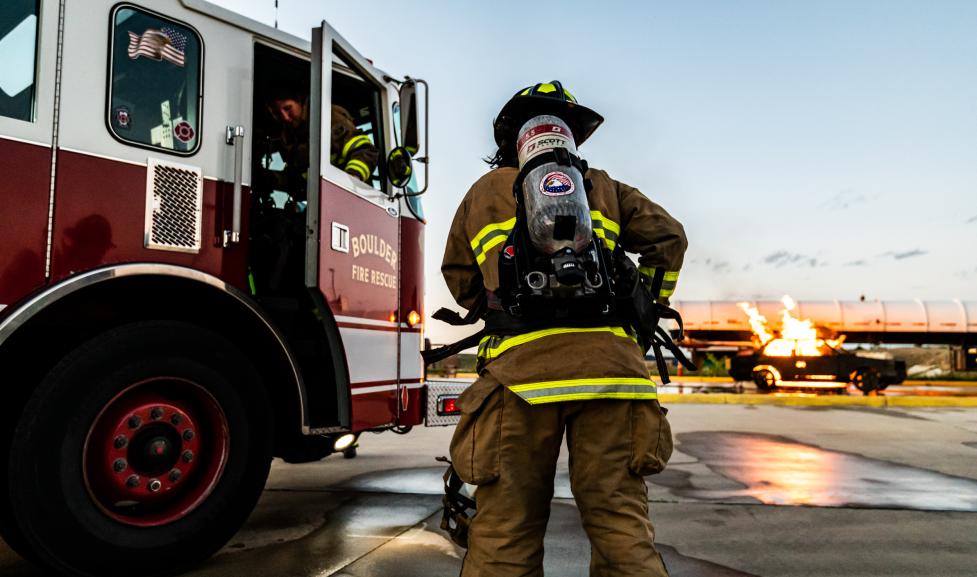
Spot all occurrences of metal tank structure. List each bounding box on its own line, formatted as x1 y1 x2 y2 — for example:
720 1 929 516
674 300 977 368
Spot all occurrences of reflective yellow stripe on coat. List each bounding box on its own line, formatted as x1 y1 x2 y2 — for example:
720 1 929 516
590 210 619 250
509 377 658 405
477 326 635 362
470 211 619 265
638 266 680 299
338 134 372 164
345 158 371 181
477 326 654 404
470 217 516 265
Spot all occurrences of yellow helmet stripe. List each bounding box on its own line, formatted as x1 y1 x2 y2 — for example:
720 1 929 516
519 83 577 103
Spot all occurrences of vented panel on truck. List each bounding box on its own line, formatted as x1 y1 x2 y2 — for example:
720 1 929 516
144 159 203 253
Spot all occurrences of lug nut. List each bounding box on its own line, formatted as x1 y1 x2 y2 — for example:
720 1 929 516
183 429 195 442
113 459 128 472
171 414 184 426
181 450 194 463
150 407 164 420
127 415 142 429
148 479 162 493
126 475 140 488
113 435 128 449
169 469 182 482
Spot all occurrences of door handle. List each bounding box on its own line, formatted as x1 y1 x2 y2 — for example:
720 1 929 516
223 125 246 246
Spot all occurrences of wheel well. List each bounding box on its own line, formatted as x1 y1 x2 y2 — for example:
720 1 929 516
0 274 308 456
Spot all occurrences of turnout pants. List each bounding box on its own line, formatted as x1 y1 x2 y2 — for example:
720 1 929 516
449 376 673 577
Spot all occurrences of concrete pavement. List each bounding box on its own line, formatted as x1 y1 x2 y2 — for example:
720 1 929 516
3 404 977 576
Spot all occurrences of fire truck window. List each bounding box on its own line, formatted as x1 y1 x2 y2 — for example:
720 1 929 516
0 0 38 122
331 51 384 192
108 7 202 154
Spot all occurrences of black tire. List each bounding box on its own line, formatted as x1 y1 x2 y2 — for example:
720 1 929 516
7 321 273 577
342 446 358 459
852 368 881 395
0 425 34 565
752 368 777 391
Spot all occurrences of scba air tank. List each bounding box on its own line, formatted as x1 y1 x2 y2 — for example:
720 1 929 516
516 115 592 256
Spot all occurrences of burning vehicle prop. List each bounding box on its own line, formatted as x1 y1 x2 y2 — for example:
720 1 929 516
728 297 906 394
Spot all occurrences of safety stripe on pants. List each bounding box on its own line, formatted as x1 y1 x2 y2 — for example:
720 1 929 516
508 377 658 405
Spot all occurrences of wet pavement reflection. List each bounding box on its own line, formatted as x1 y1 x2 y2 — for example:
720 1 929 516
672 432 977 511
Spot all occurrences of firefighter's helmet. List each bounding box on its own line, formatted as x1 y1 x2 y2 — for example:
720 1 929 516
494 80 604 147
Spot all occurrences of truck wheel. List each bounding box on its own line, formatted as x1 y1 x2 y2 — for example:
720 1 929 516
851 368 881 394
7 321 273 577
752 368 777 391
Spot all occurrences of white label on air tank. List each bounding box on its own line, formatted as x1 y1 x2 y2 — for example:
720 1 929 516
517 124 573 165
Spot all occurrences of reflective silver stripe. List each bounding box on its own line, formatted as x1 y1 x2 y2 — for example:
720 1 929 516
590 210 619 250
508 377 658 404
472 228 512 264
514 384 659 405
470 217 517 265
638 266 680 298
478 326 635 362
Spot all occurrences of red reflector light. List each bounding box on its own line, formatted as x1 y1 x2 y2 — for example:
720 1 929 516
438 396 460 415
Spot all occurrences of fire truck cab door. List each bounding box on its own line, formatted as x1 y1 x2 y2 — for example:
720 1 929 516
309 22 401 430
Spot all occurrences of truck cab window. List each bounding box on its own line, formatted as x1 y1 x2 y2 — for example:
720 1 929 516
0 0 39 122
331 52 383 192
108 6 202 154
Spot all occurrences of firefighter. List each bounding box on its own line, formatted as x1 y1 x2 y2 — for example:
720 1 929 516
265 87 379 190
441 81 687 577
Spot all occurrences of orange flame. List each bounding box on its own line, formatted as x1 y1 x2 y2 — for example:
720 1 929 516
738 296 845 357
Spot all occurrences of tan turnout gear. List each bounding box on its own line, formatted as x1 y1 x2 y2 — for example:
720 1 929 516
442 166 687 405
330 104 379 183
449 375 673 577
443 80 687 577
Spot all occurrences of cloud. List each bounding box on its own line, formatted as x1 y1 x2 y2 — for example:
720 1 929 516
704 258 732 274
845 259 868 267
891 249 927 260
763 251 822 268
954 267 977 279
968 215 977 224
820 189 873 211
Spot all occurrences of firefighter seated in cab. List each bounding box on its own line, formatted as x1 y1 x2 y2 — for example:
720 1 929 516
249 84 380 296
439 81 688 577
263 84 379 196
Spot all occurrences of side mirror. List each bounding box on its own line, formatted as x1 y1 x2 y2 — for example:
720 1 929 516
387 146 414 189
399 80 420 154
396 77 428 195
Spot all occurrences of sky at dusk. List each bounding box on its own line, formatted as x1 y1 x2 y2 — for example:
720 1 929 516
215 0 977 343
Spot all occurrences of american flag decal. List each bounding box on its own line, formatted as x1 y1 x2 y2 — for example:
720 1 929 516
127 27 186 67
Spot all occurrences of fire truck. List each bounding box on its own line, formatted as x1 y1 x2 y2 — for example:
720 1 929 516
0 1 446 574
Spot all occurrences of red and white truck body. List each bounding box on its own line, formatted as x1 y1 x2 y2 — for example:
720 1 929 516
0 1 440 574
